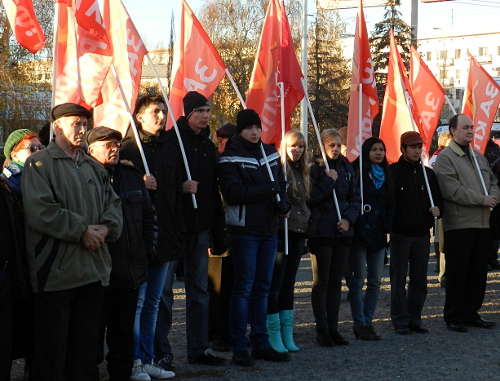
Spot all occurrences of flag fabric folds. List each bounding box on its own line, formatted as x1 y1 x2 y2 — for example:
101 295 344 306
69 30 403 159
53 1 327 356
168 0 226 125
462 52 500 154
93 0 148 135
53 0 112 109
346 0 378 162
246 0 304 145
379 30 423 163
2 0 45 53
409 46 445 154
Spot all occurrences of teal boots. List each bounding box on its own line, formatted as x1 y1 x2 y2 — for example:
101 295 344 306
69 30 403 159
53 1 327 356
266 313 288 353
279 310 299 352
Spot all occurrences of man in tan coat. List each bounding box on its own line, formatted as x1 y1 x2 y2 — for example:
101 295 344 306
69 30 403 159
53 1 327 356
435 113 500 332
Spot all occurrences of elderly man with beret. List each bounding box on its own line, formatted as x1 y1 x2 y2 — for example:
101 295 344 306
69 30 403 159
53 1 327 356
22 103 123 381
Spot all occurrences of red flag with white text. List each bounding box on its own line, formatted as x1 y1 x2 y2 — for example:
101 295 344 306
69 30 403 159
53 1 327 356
2 0 45 53
462 52 500 154
53 0 112 108
409 46 445 154
168 0 226 125
346 0 378 162
93 0 148 135
379 30 423 163
246 0 304 145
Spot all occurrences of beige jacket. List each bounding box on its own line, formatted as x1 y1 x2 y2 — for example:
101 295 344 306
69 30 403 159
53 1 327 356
435 140 500 231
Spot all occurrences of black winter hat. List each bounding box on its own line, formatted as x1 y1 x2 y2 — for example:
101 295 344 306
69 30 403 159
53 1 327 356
216 123 237 138
86 126 122 146
183 91 210 119
50 103 92 122
236 109 261 134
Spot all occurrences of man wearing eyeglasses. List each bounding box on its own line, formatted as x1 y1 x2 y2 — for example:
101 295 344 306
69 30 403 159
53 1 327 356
21 103 123 381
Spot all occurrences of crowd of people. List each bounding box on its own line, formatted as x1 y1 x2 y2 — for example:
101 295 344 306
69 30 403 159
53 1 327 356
1 92 499 381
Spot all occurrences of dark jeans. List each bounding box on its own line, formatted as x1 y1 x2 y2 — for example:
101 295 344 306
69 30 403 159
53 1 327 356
0 269 12 381
310 245 350 332
444 228 490 325
229 234 277 352
32 282 104 381
268 234 305 314
97 287 138 381
390 232 430 329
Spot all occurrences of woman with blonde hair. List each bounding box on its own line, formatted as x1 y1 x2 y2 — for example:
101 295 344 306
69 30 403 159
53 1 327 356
307 128 361 347
267 130 311 353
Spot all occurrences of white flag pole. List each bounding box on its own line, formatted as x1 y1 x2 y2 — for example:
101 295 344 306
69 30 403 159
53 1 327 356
225 68 247 109
358 83 364 215
50 2 61 139
278 82 289 256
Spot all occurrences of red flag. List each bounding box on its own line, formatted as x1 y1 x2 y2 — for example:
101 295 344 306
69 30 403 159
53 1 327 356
246 0 304 145
93 0 148 135
346 0 378 162
409 46 445 153
379 30 423 163
168 0 226 124
2 0 45 53
463 52 500 154
53 0 112 108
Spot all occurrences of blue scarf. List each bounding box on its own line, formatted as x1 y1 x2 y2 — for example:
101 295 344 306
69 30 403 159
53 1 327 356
371 164 385 189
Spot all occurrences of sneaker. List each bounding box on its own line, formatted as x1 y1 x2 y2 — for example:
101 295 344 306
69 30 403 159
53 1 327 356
130 364 151 381
232 350 255 366
156 356 175 371
144 362 175 380
188 348 227 365
251 347 290 362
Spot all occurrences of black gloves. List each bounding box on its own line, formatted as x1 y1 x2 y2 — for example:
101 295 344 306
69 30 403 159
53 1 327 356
276 200 291 215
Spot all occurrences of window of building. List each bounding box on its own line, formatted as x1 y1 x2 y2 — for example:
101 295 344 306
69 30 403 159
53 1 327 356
426 51 432 61
456 69 461 79
455 49 461 59
497 46 500 56
439 50 448 60
479 47 489 56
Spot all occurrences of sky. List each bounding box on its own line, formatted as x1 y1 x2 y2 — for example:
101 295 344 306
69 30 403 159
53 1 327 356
120 0 500 50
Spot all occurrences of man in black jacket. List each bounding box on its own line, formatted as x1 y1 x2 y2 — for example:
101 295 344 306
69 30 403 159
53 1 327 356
87 127 160 380
390 131 443 335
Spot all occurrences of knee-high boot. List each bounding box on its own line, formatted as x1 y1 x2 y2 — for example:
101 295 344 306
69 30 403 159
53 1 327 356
279 310 299 352
266 313 288 353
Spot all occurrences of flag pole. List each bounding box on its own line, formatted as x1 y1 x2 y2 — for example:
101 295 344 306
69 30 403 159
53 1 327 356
50 1 61 139
358 83 364 215
278 82 289 256
225 68 246 109
301 82 342 221
445 95 455 115
146 53 198 209
110 64 150 175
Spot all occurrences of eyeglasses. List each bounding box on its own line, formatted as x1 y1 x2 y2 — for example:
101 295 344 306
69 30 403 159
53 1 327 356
19 144 46 153
90 141 122 149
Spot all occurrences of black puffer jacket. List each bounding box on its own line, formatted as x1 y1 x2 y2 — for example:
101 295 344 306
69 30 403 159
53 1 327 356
166 117 223 233
219 136 288 236
120 128 185 262
107 163 156 289
390 155 444 236
308 155 361 239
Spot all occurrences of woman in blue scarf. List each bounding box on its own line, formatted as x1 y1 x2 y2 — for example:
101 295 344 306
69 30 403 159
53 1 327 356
349 137 394 341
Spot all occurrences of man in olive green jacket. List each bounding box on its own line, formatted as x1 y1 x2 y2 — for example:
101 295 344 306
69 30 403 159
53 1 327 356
435 113 500 333
22 103 122 381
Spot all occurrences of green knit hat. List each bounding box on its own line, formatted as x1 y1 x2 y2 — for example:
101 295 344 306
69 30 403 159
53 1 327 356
4 129 31 160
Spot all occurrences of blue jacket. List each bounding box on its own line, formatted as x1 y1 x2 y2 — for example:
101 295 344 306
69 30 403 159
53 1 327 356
219 136 288 236
308 155 361 239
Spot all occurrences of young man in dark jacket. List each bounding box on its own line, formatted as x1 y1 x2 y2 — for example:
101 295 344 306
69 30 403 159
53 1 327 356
87 127 158 380
390 131 443 335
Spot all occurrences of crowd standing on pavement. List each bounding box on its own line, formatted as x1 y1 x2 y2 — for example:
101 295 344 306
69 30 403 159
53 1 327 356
1 93 499 381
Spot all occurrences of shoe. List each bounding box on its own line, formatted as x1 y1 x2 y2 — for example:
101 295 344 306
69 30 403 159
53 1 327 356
143 362 175 380
188 348 227 365
266 313 288 353
395 327 411 335
316 330 335 347
366 324 382 340
251 347 290 362
465 318 496 329
232 351 255 366
155 356 175 372
130 363 151 381
279 310 299 352
210 339 231 352
446 323 468 332
353 325 376 341
330 330 349 345
409 325 429 334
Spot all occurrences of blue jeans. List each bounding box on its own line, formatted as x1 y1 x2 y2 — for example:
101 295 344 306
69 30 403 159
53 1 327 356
349 245 385 326
134 262 169 363
229 234 277 352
